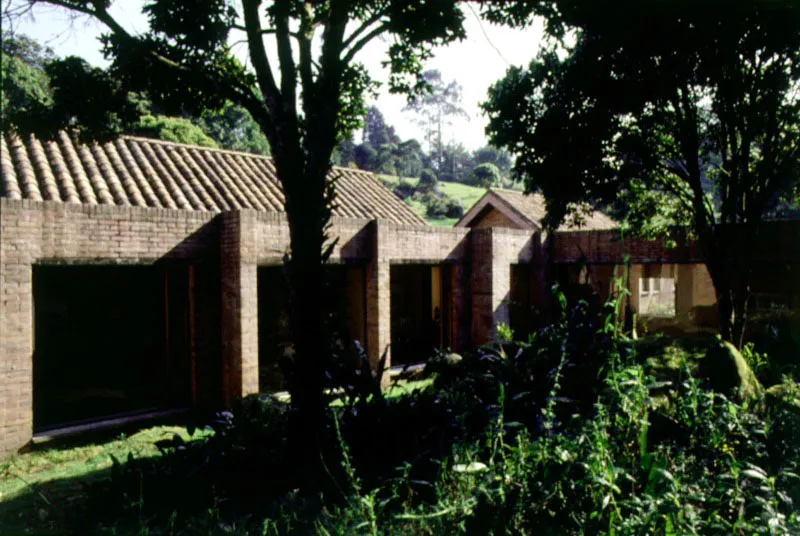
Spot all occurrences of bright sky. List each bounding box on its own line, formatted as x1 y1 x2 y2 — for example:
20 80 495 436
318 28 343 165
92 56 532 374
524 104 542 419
10 3 544 150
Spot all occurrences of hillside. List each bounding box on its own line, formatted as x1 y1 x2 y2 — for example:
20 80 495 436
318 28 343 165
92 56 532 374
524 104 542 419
376 175 488 227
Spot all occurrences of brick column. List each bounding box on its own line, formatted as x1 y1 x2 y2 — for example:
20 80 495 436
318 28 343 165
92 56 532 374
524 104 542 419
449 261 471 352
220 210 259 406
366 220 391 376
470 228 514 346
0 201 38 456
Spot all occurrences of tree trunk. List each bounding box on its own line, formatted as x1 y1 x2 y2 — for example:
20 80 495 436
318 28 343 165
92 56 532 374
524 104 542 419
273 147 333 489
704 234 751 348
287 227 328 486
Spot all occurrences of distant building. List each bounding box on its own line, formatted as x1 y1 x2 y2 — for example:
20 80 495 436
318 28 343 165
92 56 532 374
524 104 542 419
456 188 616 231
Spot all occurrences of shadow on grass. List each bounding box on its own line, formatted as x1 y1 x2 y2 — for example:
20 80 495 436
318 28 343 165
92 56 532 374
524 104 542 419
0 464 110 535
1 417 208 536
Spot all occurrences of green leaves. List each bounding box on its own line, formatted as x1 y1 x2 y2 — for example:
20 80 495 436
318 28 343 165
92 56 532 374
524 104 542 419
470 162 501 188
143 0 236 54
386 0 466 46
483 0 800 233
4 54 143 142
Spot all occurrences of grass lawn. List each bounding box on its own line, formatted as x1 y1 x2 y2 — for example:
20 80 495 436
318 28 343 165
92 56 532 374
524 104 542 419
0 425 207 534
0 426 201 502
436 180 487 212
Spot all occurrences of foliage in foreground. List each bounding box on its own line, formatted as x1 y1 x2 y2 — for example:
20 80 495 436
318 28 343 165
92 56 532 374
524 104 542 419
5 297 800 535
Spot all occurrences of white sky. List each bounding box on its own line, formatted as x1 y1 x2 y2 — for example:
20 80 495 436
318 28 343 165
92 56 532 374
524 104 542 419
9 3 544 150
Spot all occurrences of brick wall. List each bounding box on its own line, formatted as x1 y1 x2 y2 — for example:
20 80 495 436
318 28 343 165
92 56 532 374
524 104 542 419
553 230 702 264
470 227 539 346
0 199 220 456
470 207 524 230
362 221 470 372
554 222 800 266
0 199 544 457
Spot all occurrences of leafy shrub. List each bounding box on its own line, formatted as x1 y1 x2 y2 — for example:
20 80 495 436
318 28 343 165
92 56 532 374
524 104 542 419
75 289 800 535
424 196 448 218
392 178 416 200
425 196 463 219
135 115 219 147
416 168 438 192
470 162 501 188
444 198 464 218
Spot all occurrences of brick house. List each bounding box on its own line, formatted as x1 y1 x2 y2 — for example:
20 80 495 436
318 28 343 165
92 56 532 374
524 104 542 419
1 132 798 457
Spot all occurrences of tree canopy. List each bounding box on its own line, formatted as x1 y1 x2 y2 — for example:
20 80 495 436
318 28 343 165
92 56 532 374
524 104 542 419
483 0 800 344
1 34 53 119
1 33 272 153
362 106 399 149
404 69 468 174
471 162 500 188
196 103 271 155
134 114 219 147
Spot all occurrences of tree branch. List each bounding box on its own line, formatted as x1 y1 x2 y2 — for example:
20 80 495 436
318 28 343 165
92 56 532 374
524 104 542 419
274 0 298 117
31 0 277 141
342 9 385 51
297 3 315 100
242 0 282 120
342 22 390 64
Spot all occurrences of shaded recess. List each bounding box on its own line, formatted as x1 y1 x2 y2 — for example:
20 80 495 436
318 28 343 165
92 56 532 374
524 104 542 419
510 264 536 339
390 265 451 367
32 265 191 432
257 264 366 391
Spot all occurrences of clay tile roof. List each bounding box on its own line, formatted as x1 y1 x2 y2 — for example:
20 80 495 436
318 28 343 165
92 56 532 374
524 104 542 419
461 188 617 231
0 132 427 226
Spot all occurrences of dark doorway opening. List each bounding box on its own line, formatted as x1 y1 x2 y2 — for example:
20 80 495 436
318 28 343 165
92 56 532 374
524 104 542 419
32 265 192 432
390 264 451 367
510 264 535 340
257 264 366 392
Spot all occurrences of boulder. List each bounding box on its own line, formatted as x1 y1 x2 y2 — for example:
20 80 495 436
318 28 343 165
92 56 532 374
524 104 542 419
698 340 763 402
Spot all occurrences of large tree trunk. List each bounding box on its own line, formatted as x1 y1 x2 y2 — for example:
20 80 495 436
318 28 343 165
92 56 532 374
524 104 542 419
273 145 333 489
287 220 328 486
703 232 752 348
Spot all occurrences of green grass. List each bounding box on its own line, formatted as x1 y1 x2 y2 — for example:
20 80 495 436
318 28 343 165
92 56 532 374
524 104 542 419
0 426 202 503
436 180 487 211
0 425 209 534
377 174 487 226
384 377 434 399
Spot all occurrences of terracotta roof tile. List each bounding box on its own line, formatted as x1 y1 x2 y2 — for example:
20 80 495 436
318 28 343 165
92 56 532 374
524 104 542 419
490 188 617 231
0 132 427 226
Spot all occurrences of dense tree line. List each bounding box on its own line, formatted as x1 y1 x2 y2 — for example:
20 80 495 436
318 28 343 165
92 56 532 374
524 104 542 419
337 101 513 188
2 34 270 155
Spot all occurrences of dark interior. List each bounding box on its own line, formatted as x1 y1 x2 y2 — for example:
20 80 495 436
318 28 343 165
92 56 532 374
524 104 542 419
390 264 449 366
257 264 366 391
32 265 191 432
510 264 535 339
